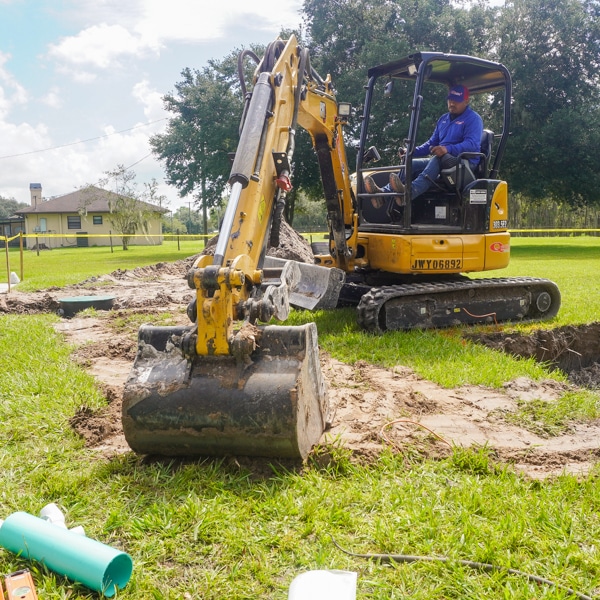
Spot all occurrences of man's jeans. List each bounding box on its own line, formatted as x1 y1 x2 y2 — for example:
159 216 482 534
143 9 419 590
384 154 459 199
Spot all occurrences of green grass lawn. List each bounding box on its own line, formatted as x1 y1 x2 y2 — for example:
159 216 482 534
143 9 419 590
484 236 600 326
0 236 599 598
0 239 207 291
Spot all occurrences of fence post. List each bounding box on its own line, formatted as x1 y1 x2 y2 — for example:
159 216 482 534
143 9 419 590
110 230 113 253
19 232 24 281
4 239 10 293
176 229 180 251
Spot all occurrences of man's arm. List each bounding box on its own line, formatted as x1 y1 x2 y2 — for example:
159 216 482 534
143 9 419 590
414 115 444 157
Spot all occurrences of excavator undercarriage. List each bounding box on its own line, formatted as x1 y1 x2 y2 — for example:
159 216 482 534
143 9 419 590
355 277 561 332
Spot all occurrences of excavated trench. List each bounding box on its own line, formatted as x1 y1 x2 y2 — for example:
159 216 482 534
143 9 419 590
465 322 600 389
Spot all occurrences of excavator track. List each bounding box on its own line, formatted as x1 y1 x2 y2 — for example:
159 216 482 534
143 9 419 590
357 277 561 332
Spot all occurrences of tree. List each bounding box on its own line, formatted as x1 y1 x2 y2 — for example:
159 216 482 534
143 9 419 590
172 205 203 234
161 212 189 235
494 0 600 205
86 165 164 250
286 191 328 232
0 196 28 219
302 0 497 148
149 3 501 223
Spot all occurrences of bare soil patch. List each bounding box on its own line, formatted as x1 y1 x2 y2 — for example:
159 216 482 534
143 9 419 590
2 237 600 479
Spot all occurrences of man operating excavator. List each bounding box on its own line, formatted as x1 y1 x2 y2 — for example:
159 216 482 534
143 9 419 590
364 84 483 207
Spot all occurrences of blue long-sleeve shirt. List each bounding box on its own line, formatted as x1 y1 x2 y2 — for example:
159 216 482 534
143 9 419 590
414 105 483 167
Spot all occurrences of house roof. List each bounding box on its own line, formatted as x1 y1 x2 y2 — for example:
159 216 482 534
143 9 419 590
15 185 168 215
0 215 24 225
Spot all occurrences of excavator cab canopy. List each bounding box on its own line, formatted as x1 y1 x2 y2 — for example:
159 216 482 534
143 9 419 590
368 52 510 94
360 52 511 177
356 52 512 228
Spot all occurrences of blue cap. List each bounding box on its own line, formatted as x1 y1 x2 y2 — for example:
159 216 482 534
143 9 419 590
447 85 469 102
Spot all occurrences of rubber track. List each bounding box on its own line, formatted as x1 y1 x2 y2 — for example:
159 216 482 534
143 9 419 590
356 276 561 332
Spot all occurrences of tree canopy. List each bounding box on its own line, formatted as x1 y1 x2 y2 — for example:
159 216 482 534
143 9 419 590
152 0 600 209
0 196 28 219
494 0 600 204
150 53 245 233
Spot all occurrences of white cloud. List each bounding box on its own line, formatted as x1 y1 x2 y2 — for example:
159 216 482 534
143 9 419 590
46 0 303 74
135 0 303 44
63 0 303 45
41 86 62 109
132 80 165 121
0 52 28 118
47 23 160 73
0 1 305 208
0 122 162 204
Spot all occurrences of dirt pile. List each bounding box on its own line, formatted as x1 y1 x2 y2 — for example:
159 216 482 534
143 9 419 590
202 218 315 263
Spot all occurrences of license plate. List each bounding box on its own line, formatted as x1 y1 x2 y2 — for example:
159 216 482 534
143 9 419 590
410 258 462 270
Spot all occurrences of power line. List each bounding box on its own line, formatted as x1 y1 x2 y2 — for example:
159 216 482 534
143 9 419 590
124 153 153 170
0 118 168 160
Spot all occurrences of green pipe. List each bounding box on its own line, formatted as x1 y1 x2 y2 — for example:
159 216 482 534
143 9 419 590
0 512 132 597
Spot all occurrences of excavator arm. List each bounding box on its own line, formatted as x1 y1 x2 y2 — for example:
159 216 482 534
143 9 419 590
122 36 352 459
188 36 355 356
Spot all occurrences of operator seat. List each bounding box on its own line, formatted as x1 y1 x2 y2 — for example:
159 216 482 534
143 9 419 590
440 129 494 193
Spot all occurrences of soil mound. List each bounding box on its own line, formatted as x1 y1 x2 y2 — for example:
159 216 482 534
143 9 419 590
465 323 600 388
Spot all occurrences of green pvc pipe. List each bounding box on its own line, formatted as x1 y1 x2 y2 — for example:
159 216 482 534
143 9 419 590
0 512 132 597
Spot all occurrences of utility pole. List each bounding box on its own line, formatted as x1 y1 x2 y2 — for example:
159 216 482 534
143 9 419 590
187 201 192 234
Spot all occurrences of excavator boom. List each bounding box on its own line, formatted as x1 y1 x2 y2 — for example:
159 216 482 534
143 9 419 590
122 36 347 459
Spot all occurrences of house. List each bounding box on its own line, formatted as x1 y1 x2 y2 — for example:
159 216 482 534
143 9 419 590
15 183 167 249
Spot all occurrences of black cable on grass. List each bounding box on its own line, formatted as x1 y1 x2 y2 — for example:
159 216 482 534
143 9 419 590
330 536 594 600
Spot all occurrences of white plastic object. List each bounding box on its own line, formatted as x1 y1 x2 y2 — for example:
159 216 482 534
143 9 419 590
288 570 357 600
9 272 20 284
39 503 66 527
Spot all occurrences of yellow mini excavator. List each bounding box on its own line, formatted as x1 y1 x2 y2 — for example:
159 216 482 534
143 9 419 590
122 37 560 459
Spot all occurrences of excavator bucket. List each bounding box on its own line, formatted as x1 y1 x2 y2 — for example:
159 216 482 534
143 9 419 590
122 322 329 459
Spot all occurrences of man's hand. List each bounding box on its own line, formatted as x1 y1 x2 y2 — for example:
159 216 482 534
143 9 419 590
430 145 448 157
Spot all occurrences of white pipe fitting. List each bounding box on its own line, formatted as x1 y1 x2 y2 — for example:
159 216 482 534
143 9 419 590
39 503 67 528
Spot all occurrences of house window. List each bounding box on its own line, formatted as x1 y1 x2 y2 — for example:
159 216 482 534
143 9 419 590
40 218 47 232
67 216 81 229
93 215 103 225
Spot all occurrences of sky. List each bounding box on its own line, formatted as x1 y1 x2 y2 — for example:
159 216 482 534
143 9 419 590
0 0 304 211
